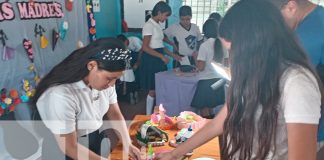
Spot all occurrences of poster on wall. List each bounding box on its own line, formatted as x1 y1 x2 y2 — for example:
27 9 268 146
124 0 167 30
92 0 100 12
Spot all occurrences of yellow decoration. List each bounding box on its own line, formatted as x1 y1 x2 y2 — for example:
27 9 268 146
40 35 49 48
86 4 92 13
26 91 32 97
28 64 35 71
34 75 40 83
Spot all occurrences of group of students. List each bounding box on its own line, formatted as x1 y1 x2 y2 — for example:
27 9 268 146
32 0 323 159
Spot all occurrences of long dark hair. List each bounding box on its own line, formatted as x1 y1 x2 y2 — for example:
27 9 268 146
152 1 172 17
219 0 323 159
203 19 223 63
32 38 127 105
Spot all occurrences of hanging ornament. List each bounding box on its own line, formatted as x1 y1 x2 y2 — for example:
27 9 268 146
0 29 15 61
59 21 68 40
65 0 73 12
40 35 49 49
23 39 34 63
34 24 48 49
52 29 59 51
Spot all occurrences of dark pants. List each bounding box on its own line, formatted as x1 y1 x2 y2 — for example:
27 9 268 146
42 130 105 160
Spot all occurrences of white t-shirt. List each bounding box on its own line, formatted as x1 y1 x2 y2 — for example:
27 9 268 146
36 80 118 137
164 23 203 56
197 38 221 80
128 36 142 52
142 18 164 49
232 65 322 159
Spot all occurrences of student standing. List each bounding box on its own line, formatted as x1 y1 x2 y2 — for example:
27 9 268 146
140 1 181 115
268 0 324 158
164 5 203 65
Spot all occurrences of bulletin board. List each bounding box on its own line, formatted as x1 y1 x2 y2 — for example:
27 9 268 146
0 0 90 120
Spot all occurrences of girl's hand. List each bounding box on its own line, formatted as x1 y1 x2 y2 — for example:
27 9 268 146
161 56 170 64
129 144 141 160
173 54 182 62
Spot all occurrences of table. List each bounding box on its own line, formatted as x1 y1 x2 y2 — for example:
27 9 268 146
155 70 200 116
110 115 221 160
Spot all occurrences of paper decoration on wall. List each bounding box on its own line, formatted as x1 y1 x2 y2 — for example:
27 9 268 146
16 1 64 20
86 0 96 41
65 0 73 12
52 29 59 51
34 24 48 48
0 1 15 22
23 39 34 63
0 29 15 61
59 21 68 40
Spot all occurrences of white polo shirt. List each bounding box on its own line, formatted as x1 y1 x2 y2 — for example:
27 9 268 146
142 18 164 49
197 38 221 80
128 36 142 52
164 23 203 56
36 80 117 137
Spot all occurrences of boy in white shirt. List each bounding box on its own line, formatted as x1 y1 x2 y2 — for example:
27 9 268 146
164 5 204 65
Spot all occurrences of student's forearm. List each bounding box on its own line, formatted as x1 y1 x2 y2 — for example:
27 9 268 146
142 46 164 59
106 106 132 145
171 106 227 158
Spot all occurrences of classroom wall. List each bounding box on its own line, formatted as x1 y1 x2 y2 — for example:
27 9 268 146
94 0 122 38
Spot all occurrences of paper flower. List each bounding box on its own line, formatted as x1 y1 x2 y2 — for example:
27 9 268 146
9 90 19 98
13 98 21 105
4 98 12 105
9 105 15 112
20 95 29 103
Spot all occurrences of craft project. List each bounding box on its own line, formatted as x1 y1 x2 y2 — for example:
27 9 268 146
176 111 207 130
136 123 168 147
150 104 176 130
169 126 194 156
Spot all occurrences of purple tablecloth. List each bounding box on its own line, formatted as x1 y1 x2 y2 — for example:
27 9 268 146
155 70 199 116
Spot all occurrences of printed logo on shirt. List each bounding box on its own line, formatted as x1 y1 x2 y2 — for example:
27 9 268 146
185 35 197 50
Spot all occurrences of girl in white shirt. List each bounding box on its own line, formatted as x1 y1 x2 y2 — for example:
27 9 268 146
157 0 323 159
191 19 225 118
140 1 181 115
33 38 140 160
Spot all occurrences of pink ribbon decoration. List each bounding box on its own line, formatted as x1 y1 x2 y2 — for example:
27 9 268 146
23 39 34 63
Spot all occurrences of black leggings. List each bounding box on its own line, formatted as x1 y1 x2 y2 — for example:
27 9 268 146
42 130 105 160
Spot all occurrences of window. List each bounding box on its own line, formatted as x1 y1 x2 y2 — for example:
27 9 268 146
182 0 238 30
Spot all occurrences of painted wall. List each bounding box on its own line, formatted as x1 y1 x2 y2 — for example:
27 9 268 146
94 0 122 38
